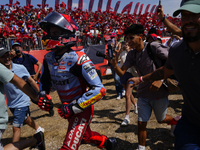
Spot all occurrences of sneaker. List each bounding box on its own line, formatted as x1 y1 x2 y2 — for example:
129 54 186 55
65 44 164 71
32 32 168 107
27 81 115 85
33 131 45 150
107 138 117 150
36 127 45 134
121 118 130 126
170 125 176 137
122 90 126 97
116 95 122 100
134 104 138 114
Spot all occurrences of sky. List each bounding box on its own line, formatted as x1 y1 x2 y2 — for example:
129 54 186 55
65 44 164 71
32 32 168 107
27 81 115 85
1 0 181 16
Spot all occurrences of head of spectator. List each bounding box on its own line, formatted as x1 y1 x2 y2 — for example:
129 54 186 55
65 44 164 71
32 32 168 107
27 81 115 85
147 33 158 43
173 0 200 43
0 47 11 67
11 42 23 58
124 24 144 51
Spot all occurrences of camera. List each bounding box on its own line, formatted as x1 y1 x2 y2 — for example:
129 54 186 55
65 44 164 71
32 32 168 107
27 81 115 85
14 48 20 54
107 44 114 59
96 51 106 58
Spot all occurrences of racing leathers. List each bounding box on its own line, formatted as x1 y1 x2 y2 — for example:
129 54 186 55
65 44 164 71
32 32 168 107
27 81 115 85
39 49 110 150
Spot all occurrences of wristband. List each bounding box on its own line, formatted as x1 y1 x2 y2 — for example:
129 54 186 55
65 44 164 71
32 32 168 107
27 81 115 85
161 16 165 22
139 76 144 83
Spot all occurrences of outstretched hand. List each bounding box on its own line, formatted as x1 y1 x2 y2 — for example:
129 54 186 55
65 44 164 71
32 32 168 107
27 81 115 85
157 5 165 20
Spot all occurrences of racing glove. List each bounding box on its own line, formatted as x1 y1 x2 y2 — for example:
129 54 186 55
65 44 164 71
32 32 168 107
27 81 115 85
58 100 83 119
38 91 54 111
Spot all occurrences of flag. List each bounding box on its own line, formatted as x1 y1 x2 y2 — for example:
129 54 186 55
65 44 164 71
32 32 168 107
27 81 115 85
68 0 72 10
55 0 60 9
88 0 94 12
144 4 150 14
106 0 112 11
121 2 133 14
150 5 156 14
4 24 11 33
114 1 120 13
133 2 140 14
60 1 66 9
9 0 13 5
154 5 159 15
98 0 103 11
78 0 83 10
26 0 31 7
42 0 46 8
138 4 144 14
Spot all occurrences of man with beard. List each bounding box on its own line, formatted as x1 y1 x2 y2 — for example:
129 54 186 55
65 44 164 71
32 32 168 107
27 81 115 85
128 0 200 149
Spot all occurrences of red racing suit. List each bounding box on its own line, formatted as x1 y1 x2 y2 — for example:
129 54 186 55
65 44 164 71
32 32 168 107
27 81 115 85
39 49 108 150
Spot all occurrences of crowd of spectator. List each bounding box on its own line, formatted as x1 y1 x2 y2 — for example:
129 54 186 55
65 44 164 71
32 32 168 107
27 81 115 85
0 3 181 49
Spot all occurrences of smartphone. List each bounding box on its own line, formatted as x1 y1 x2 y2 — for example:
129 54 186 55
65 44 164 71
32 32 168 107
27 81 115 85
107 44 114 59
159 0 161 6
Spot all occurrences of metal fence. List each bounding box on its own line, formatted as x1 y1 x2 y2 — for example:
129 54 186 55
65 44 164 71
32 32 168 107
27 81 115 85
0 35 107 51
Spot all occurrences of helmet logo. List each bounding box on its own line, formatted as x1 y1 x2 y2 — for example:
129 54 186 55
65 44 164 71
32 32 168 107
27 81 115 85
65 24 73 32
58 36 77 43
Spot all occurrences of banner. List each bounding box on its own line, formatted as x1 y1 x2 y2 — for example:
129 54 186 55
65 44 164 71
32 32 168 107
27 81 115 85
121 2 133 14
133 2 140 14
106 0 112 11
98 0 103 11
138 4 144 14
154 5 159 14
55 0 60 9
88 0 94 12
26 0 31 6
68 0 72 10
42 0 47 8
9 0 13 5
144 4 150 14
78 0 83 10
114 1 120 13
150 5 156 14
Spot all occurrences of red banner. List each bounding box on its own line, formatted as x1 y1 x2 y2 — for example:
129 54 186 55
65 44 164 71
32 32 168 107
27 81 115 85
88 0 94 12
97 0 103 11
42 0 46 8
55 0 60 9
121 2 133 14
114 1 120 13
68 0 72 10
144 4 151 14
133 2 140 14
26 0 31 6
150 5 156 14
78 0 83 10
106 0 112 11
138 4 144 14
9 0 13 5
154 5 159 15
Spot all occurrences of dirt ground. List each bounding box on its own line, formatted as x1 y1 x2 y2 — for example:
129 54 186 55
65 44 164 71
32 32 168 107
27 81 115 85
2 74 183 150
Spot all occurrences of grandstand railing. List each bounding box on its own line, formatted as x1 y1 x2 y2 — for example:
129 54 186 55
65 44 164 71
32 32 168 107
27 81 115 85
0 35 107 51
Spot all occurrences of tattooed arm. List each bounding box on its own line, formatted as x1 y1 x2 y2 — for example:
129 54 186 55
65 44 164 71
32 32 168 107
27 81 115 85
127 66 174 86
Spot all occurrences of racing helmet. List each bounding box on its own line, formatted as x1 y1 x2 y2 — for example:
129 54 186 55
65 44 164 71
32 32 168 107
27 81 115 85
39 11 80 50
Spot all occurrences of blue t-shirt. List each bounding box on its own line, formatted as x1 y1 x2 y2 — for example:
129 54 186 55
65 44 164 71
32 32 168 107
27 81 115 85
4 62 31 108
13 53 38 75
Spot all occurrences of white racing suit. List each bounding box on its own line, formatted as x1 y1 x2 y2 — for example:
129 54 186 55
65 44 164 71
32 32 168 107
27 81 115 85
39 49 110 150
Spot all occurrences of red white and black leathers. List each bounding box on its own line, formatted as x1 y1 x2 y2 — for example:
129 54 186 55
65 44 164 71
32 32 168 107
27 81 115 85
39 49 109 150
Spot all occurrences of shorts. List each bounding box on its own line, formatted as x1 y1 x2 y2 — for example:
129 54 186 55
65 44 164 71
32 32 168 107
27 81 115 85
137 97 168 122
0 129 5 150
174 116 200 149
9 106 30 128
120 72 133 85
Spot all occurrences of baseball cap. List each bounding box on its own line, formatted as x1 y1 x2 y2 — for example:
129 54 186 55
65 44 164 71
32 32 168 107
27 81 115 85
12 42 21 49
149 34 157 40
173 0 200 17
110 33 117 38
0 47 10 57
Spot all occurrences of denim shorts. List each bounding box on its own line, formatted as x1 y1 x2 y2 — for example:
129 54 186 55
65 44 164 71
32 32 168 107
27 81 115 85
9 106 30 127
174 116 200 150
120 72 133 85
137 97 168 122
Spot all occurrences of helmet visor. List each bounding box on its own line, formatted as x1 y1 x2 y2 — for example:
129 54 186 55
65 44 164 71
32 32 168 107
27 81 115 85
40 12 73 32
